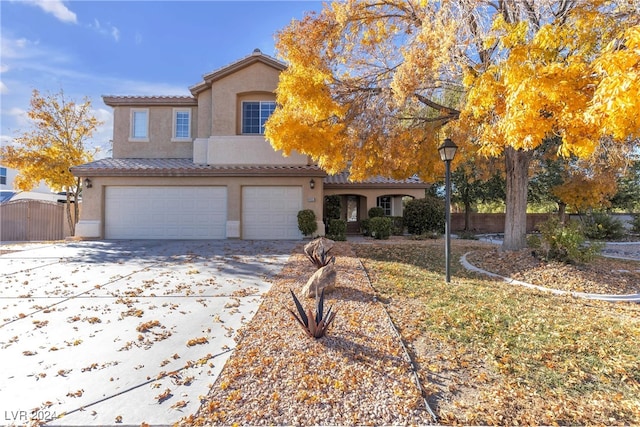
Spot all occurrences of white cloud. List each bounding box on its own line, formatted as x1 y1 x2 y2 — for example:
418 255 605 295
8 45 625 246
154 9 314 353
0 65 8 94
88 19 120 42
1 37 40 60
24 0 77 24
8 107 30 129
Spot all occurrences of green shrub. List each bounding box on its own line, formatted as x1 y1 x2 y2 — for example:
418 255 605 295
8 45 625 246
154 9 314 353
297 209 317 237
632 214 640 233
368 206 385 218
528 217 602 264
360 218 371 236
457 230 479 240
324 195 341 221
327 219 347 241
390 216 404 235
403 196 445 235
582 213 626 240
369 217 392 240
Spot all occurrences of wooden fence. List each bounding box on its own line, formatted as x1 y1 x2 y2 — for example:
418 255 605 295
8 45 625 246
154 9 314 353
0 200 66 241
451 212 552 233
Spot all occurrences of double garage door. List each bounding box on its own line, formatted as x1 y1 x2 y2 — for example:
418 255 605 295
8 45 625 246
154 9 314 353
105 186 302 240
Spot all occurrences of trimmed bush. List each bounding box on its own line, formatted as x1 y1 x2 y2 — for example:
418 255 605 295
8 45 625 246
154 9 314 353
360 218 371 236
390 216 404 235
324 195 341 221
528 217 602 264
368 206 385 218
297 209 317 237
582 213 626 240
403 196 445 235
327 219 347 241
369 217 392 240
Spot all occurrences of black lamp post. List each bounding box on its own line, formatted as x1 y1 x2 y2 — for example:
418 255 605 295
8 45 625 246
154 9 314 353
438 138 458 283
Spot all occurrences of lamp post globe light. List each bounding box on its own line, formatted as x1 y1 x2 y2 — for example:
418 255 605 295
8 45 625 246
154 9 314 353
438 138 458 283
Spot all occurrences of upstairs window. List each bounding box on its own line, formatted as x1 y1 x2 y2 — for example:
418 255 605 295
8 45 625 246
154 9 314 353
0 167 6 185
173 109 191 140
242 101 275 134
130 109 149 141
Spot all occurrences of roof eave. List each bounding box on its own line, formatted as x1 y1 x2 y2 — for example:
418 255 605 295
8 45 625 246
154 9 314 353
102 96 197 107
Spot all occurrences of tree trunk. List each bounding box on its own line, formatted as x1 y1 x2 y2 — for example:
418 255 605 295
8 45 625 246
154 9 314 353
464 200 471 231
502 147 531 251
558 202 567 224
66 178 80 237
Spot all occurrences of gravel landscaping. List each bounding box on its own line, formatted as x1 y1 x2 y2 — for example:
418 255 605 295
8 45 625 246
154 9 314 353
177 238 639 426
178 242 435 426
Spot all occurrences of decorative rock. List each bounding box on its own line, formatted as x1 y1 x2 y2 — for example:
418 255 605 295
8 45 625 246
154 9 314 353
302 260 336 298
304 237 335 266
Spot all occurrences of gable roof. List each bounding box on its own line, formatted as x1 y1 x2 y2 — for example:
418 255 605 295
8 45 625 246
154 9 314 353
189 49 287 96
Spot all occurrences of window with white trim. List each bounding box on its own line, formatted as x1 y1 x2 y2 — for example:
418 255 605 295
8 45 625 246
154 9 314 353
242 101 276 134
172 108 191 140
377 196 392 216
130 109 149 141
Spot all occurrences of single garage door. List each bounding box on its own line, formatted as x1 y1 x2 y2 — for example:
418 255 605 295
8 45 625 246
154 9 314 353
242 186 303 240
105 186 227 239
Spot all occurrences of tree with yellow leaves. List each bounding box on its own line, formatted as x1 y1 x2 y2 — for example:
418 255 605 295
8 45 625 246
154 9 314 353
0 89 101 236
266 0 640 250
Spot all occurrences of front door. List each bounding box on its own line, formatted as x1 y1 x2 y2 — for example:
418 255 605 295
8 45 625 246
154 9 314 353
346 195 360 234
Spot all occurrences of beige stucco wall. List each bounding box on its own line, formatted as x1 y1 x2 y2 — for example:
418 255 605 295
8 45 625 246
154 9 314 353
77 175 323 239
210 62 280 136
194 136 309 166
111 106 196 159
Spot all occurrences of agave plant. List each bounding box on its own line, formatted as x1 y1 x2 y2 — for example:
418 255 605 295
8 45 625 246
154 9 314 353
287 288 336 339
304 238 335 269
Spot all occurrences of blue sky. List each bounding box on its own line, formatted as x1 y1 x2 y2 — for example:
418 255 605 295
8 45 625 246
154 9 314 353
0 0 322 156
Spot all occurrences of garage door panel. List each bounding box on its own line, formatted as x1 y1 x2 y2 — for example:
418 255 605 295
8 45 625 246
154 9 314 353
106 186 227 239
242 186 303 240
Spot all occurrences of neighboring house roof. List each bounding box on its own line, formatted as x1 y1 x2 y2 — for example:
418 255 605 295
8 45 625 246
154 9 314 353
70 158 326 177
102 96 197 107
324 172 429 188
190 48 287 96
0 190 16 203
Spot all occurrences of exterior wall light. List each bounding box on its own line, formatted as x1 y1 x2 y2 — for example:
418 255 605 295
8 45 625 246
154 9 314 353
310 179 315 189
84 178 92 188
438 138 458 283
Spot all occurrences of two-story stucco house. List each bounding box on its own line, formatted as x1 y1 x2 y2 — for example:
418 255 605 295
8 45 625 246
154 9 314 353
70 49 428 240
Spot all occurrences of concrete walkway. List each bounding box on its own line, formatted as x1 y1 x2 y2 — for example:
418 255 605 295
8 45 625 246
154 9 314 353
0 240 297 426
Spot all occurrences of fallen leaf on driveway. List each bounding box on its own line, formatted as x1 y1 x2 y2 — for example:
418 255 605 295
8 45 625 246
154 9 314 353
156 388 172 403
186 337 208 346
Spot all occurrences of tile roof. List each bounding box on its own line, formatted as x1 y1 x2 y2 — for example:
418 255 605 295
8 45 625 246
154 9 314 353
324 172 429 187
102 96 197 107
70 158 326 177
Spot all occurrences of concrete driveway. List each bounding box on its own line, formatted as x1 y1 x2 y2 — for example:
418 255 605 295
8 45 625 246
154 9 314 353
0 239 297 426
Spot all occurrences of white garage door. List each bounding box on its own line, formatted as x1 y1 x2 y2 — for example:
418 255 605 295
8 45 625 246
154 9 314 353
105 186 227 239
242 186 303 240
